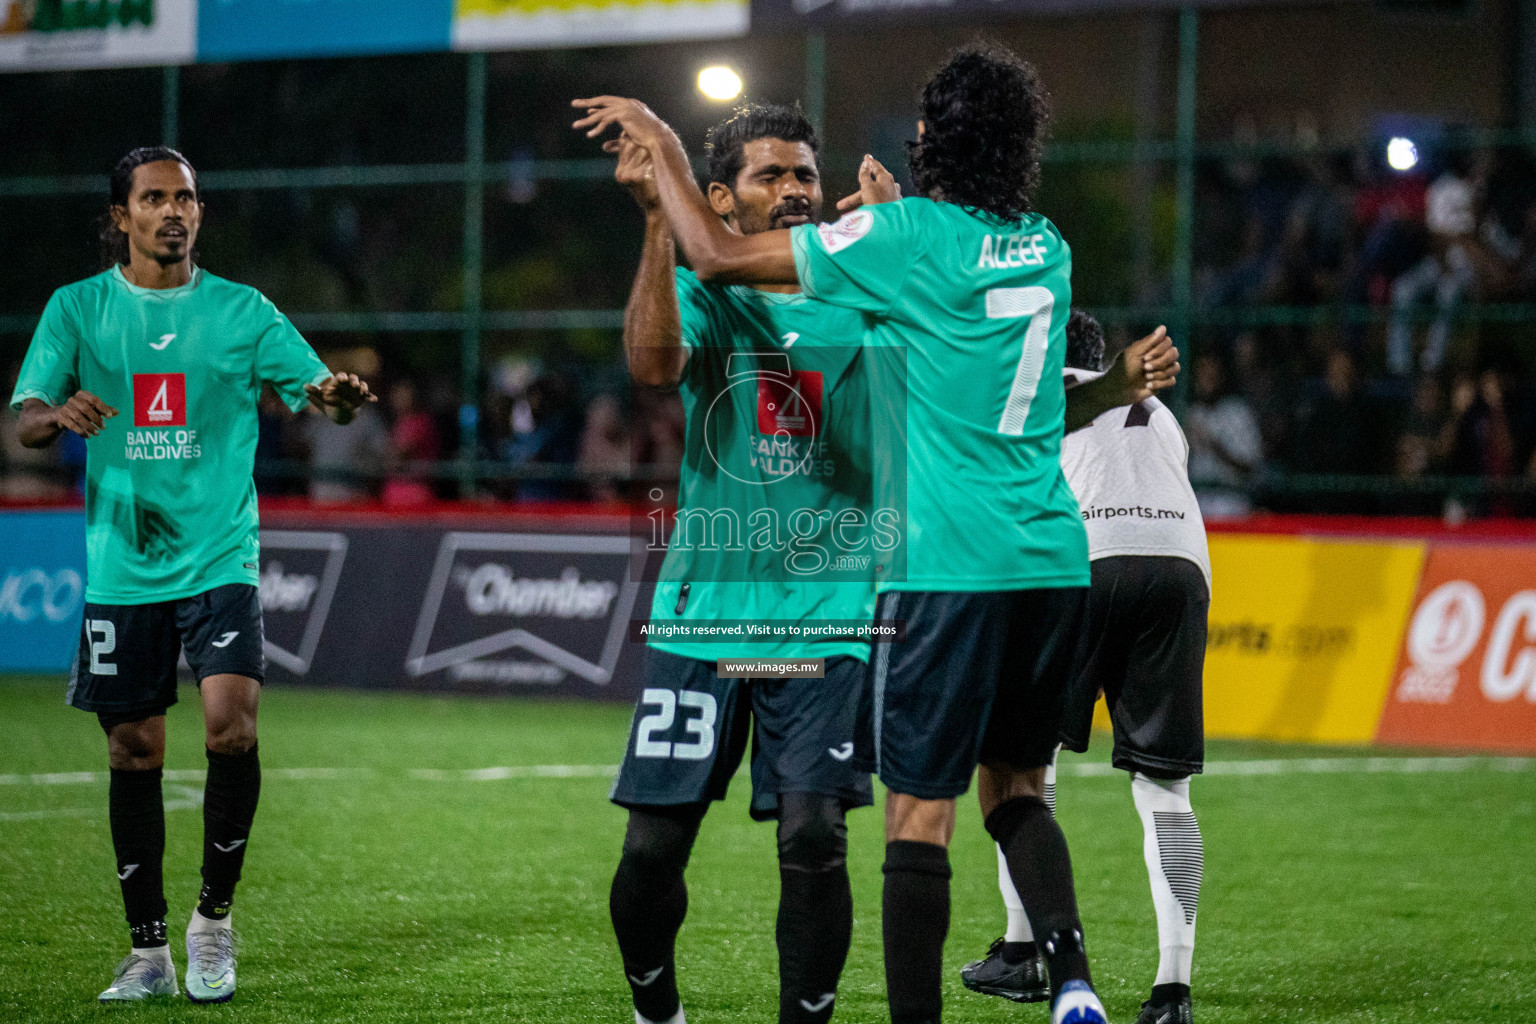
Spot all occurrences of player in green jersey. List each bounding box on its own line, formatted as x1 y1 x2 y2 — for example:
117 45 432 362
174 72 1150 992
10 147 375 1004
575 44 1169 1024
604 105 877 1024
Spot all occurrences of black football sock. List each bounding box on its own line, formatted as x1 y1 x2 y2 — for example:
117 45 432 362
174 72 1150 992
775 793 853 1024
1152 982 1192 1005
986 796 1091 994
882 840 951 1024
198 744 261 920
109 767 168 948
609 806 705 1023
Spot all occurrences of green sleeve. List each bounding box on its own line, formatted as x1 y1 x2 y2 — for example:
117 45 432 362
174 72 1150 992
790 201 920 315
10 291 80 410
674 266 712 351
254 298 331 413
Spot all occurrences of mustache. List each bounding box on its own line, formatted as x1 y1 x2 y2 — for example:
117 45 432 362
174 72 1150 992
770 198 814 221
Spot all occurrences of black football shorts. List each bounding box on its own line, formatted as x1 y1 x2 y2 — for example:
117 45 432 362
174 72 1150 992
857 586 1089 800
1059 555 1208 778
610 647 873 821
66 583 266 728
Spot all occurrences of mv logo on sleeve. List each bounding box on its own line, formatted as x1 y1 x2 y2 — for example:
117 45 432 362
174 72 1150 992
133 373 186 427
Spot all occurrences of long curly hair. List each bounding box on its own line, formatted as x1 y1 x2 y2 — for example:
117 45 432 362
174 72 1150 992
98 146 199 270
1064 309 1107 372
906 44 1050 224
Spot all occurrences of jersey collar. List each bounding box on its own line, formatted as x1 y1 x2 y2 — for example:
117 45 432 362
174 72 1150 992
111 263 203 298
729 284 807 307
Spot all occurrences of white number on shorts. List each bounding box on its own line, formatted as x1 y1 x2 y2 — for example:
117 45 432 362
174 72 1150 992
87 619 118 676
672 691 718 761
634 688 718 761
989 286 1055 436
635 688 676 757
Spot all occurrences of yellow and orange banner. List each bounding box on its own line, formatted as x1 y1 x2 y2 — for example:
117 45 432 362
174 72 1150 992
1201 535 1424 745
1187 531 1536 753
1376 545 1536 753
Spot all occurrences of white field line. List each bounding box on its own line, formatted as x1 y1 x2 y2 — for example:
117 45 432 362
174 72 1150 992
410 764 619 781
0 783 202 823
0 756 1529 791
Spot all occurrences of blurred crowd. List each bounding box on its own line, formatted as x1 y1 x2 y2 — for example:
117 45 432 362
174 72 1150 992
5 124 1536 517
1182 128 1536 517
0 348 675 507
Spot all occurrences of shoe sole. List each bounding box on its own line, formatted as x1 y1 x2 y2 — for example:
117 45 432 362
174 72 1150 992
186 991 234 1004
961 977 1051 1004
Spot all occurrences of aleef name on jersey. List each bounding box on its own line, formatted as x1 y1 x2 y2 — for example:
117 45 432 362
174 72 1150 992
977 232 1049 269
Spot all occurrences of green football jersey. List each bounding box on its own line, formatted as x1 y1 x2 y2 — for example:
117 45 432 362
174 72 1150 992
646 268 878 662
10 266 331 604
791 197 1089 592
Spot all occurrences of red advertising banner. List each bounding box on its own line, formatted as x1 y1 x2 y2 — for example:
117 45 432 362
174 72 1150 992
1377 544 1536 753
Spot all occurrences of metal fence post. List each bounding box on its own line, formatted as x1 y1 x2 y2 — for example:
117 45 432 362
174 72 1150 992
460 51 488 494
1170 6 1199 411
162 65 180 149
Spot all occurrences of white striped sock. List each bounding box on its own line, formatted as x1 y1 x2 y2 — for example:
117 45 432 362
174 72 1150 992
1132 772 1201 987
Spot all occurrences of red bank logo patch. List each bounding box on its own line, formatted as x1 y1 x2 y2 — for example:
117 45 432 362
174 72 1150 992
756 370 823 437
133 373 186 427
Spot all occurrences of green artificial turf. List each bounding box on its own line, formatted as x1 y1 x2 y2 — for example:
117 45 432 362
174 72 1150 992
1 677 1532 1023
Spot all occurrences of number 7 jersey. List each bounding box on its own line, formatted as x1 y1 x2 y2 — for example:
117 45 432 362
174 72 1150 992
791 197 1088 592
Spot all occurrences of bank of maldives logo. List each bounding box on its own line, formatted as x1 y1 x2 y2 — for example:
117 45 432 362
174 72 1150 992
406 533 639 685
133 373 186 427
704 352 823 486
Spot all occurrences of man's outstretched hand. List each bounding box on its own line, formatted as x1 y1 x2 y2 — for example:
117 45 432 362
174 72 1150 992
306 372 377 421
572 96 673 151
836 154 901 213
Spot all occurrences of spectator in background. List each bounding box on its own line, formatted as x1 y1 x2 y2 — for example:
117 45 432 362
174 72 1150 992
1231 331 1294 464
1398 375 1447 469
1469 146 1536 301
1291 349 1382 475
1443 370 1514 479
1388 150 1480 374
1184 357 1264 519
254 387 306 495
502 369 582 502
383 379 441 505
304 348 387 503
577 392 630 504
1388 375 1446 515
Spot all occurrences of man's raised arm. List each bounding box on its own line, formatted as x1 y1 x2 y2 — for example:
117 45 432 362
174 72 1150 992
574 97 798 286
610 135 688 388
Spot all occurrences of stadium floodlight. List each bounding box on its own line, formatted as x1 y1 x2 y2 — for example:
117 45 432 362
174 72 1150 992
1386 137 1419 172
698 66 743 102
